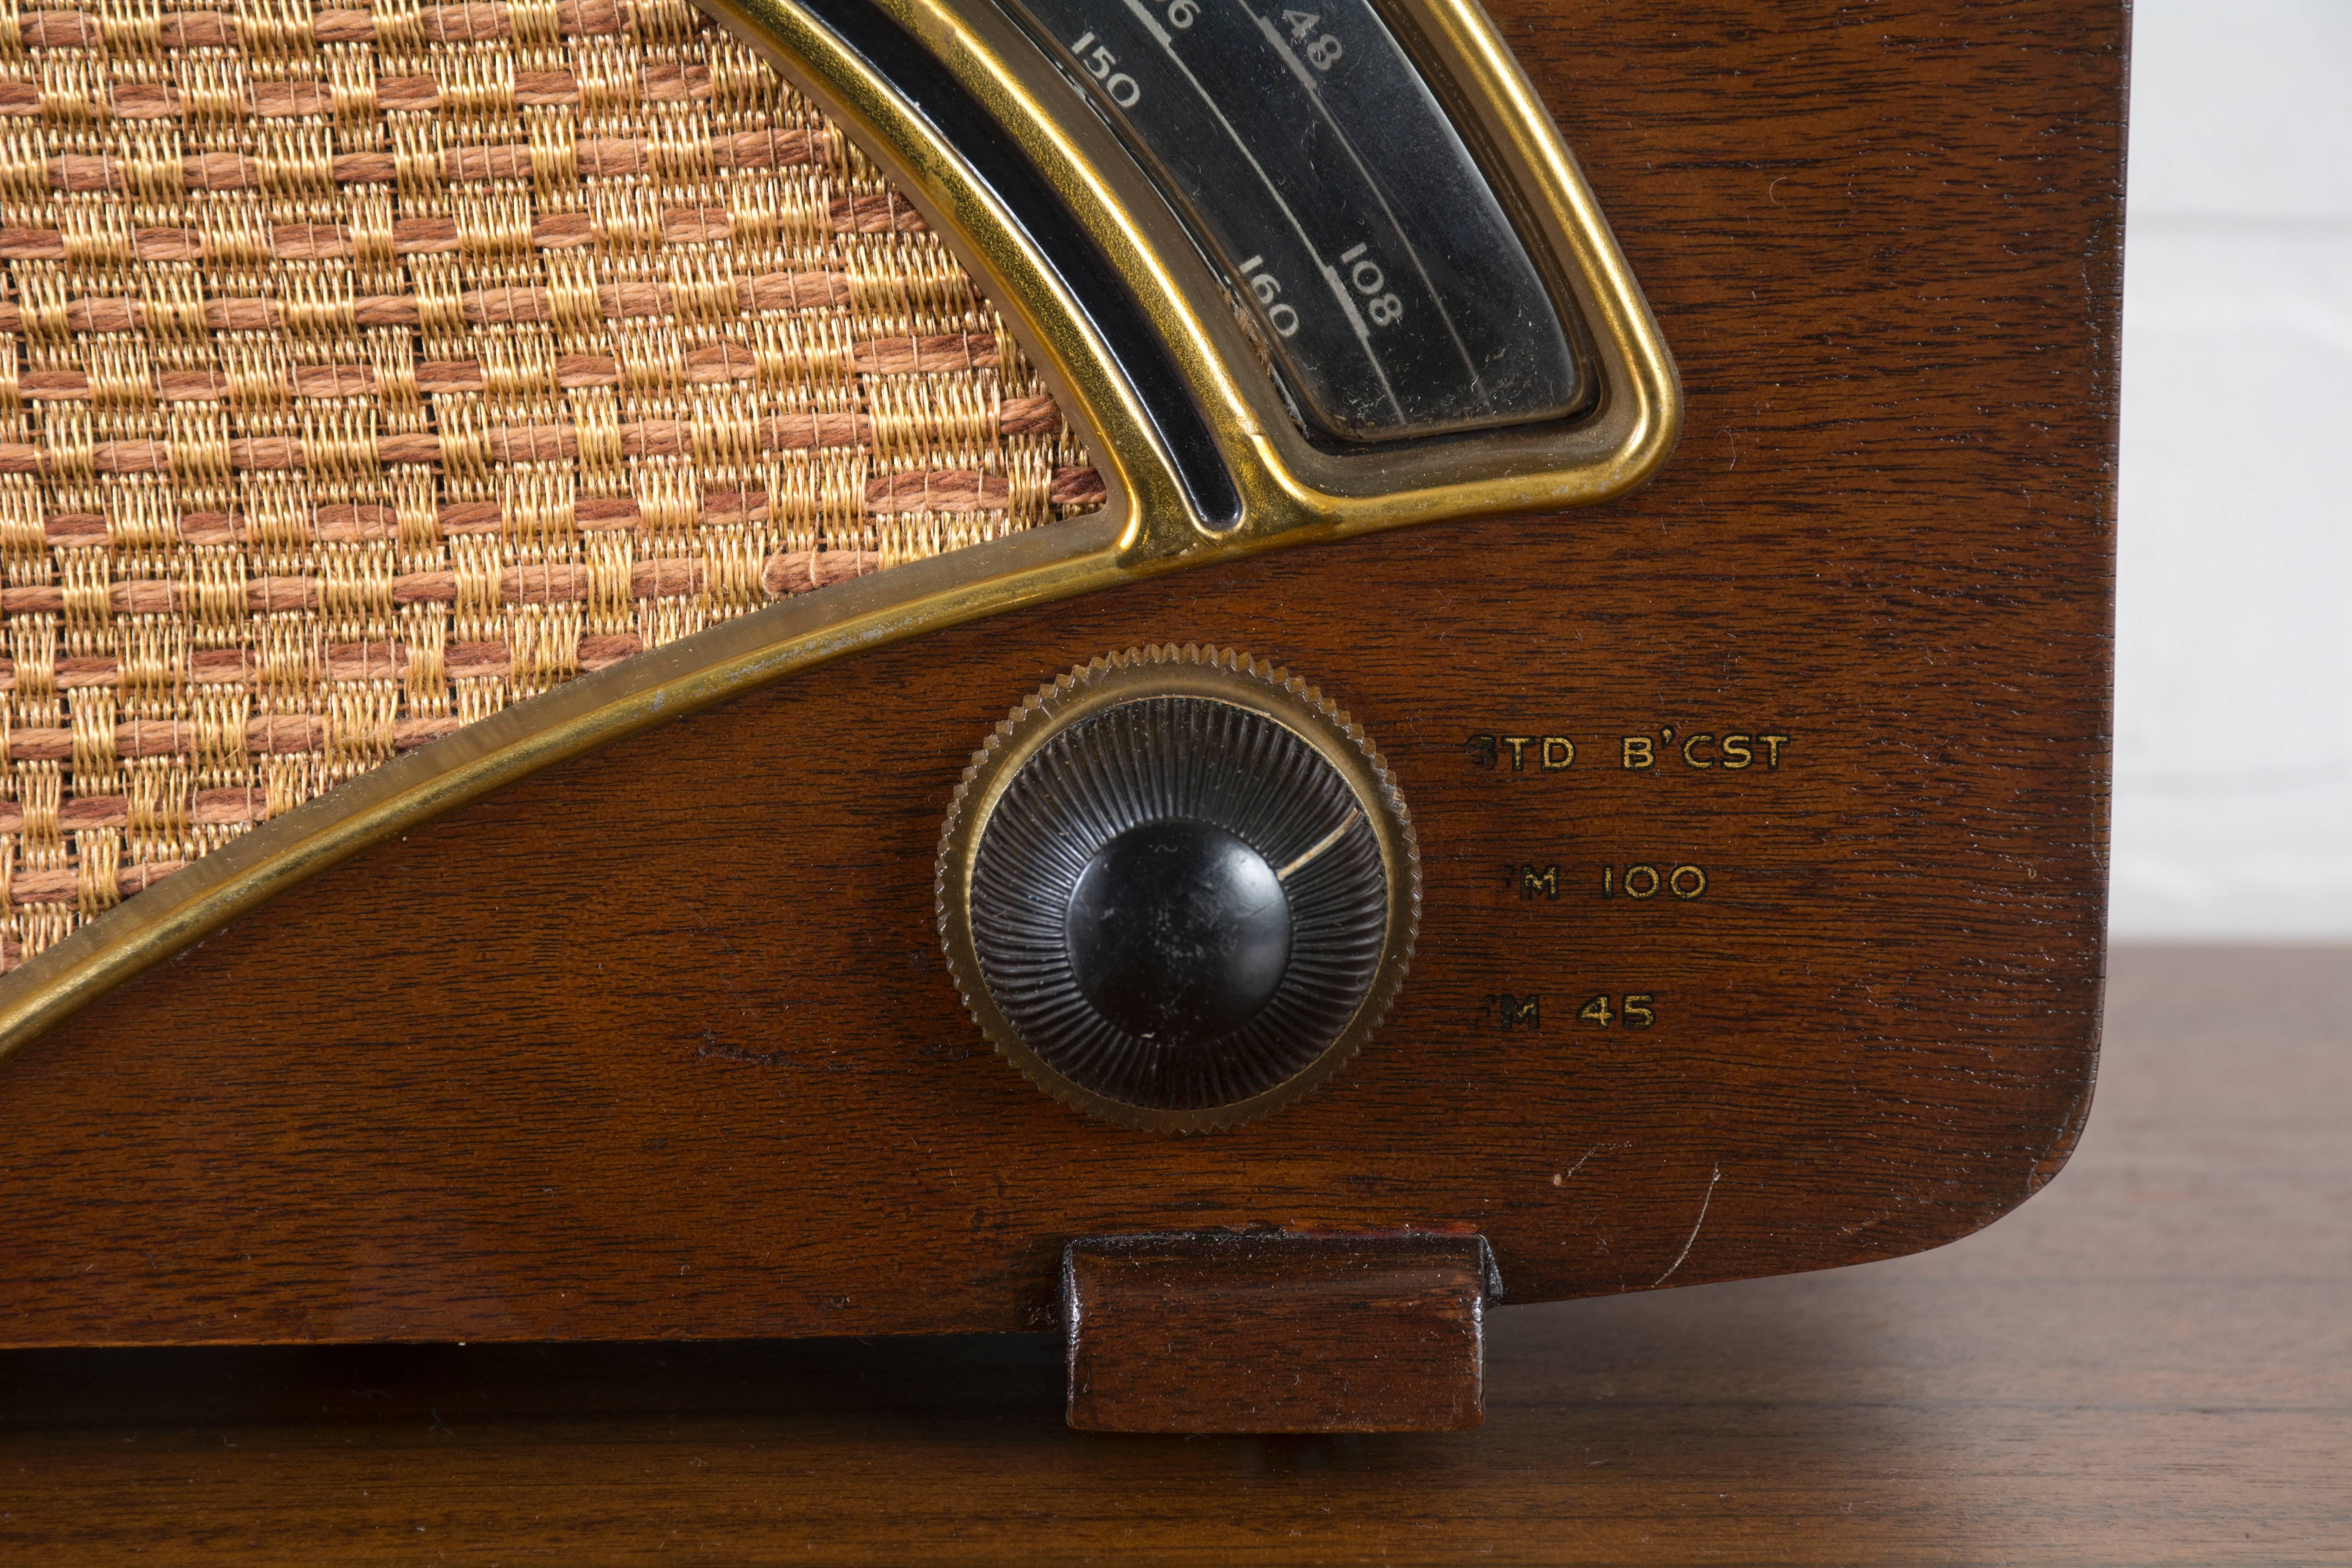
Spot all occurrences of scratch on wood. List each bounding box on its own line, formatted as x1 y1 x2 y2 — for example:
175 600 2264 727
1653 1165 1722 1288
1557 1142 1608 1184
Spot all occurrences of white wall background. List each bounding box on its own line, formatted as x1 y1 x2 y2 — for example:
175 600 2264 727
2114 0 2352 938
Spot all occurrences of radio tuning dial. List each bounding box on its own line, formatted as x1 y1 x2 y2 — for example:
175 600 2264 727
936 647 1417 1133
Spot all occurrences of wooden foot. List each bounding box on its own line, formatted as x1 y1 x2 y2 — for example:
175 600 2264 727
1062 1232 1494 1433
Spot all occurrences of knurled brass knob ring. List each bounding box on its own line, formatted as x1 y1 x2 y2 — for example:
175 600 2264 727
936 644 1418 1133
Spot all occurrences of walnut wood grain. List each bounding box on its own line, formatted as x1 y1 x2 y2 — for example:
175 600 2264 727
1063 1233 1491 1432
0 0 2125 1345
0 948 2339 1564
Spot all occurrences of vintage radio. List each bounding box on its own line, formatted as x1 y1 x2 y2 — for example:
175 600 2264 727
0 0 2120 1431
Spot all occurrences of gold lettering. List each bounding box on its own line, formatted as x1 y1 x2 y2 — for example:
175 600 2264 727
1519 864 1558 900
1502 736 1534 771
1719 734 1752 769
1760 734 1790 769
1669 864 1707 898
1681 733 1715 769
1541 736 1575 770
1623 864 1660 899
1621 736 1654 769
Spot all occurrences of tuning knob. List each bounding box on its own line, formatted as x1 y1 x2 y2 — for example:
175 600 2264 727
937 646 1417 1132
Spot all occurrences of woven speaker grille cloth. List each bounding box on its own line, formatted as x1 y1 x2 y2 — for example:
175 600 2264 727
0 0 1103 969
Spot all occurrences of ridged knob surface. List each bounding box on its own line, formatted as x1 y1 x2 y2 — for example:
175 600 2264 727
938 648 1416 1132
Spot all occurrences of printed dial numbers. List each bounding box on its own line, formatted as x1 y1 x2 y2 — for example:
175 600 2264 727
1066 31 1141 106
1280 9 1346 68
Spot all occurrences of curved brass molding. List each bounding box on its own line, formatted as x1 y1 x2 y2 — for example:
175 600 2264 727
831 0 1684 557
0 0 1679 1065
0 517 1129 1068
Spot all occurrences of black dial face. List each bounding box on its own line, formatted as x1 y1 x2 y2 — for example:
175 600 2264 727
1005 0 1583 442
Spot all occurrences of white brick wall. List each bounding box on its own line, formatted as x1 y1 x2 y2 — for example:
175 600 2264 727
2113 0 2352 936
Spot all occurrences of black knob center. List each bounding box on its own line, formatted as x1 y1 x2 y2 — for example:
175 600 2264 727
958 680 1404 1123
1064 818 1293 1045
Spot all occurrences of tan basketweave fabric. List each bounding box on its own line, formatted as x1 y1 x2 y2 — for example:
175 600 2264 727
0 0 1104 969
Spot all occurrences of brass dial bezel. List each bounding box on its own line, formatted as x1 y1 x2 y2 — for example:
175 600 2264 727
936 646 1418 1132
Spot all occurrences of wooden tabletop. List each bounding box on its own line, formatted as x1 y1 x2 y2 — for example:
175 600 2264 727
2 944 2343 1565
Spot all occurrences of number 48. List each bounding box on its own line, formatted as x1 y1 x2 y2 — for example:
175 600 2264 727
1579 993 1657 1029
1281 9 1345 69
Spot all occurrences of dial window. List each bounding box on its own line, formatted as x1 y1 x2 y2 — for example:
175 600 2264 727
1006 0 1585 443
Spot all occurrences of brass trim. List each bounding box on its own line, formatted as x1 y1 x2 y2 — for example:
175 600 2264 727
0 0 1677 1063
935 645 1418 1133
818 0 1684 557
0 518 1128 1067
